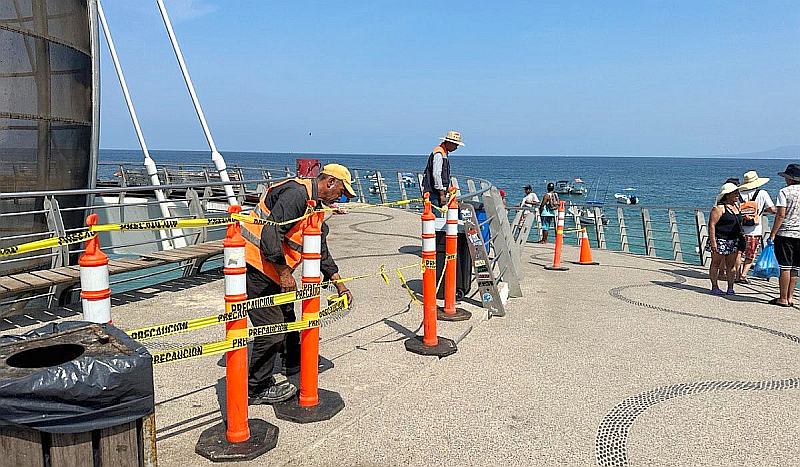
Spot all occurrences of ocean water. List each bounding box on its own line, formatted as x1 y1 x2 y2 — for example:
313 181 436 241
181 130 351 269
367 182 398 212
100 149 797 210
100 149 798 265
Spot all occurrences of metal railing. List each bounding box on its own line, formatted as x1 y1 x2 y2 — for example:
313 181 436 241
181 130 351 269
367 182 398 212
1 168 525 319
0 174 292 312
507 201 766 267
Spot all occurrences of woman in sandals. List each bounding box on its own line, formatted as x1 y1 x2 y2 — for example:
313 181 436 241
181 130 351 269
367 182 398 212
707 182 743 295
766 164 800 307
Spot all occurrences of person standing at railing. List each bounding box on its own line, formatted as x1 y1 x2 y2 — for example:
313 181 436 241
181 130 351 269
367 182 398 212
538 182 559 243
240 164 356 404
766 164 800 307
736 171 775 283
707 183 743 295
422 130 464 210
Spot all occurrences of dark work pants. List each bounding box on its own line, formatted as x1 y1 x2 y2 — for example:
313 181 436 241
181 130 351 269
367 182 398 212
246 266 300 392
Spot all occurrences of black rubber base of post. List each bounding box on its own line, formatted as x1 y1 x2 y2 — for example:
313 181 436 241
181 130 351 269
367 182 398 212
195 419 278 462
273 388 344 424
404 335 457 357
544 265 570 271
572 261 600 265
437 306 472 321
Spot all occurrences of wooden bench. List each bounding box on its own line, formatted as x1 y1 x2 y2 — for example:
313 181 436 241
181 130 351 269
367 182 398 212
0 240 224 304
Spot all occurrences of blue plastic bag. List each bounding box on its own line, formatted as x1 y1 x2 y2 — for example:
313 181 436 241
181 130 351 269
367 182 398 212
753 241 780 279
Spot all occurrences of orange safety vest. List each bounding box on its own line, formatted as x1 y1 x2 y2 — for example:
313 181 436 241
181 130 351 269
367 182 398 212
241 178 314 283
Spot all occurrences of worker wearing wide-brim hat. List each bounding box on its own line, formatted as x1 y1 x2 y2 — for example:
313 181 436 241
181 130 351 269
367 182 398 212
240 163 355 404
421 130 465 209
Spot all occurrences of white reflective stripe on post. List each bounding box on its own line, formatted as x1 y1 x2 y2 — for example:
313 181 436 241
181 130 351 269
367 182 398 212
304 259 321 279
422 219 435 236
446 209 458 235
557 211 565 227
224 246 246 269
81 266 109 291
225 274 246 296
423 237 436 252
83 298 111 322
304 235 322 254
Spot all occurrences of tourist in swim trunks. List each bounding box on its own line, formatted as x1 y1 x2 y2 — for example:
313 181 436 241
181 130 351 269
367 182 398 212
707 182 743 295
767 164 800 307
538 182 559 243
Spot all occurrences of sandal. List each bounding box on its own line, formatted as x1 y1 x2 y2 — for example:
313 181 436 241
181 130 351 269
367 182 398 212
710 288 724 296
768 298 791 307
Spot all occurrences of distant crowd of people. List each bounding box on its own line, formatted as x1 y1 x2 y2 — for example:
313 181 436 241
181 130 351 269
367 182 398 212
707 164 800 306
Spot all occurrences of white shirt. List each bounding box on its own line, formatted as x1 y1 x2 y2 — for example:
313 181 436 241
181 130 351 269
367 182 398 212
431 151 447 190
776 184 800 239
739 188 774 236
520 192 539 207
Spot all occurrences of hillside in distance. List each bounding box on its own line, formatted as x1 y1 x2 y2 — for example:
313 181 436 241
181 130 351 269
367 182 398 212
705 145 799 159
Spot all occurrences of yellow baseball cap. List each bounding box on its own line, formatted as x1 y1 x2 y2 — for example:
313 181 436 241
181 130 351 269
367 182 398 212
321 163 356 198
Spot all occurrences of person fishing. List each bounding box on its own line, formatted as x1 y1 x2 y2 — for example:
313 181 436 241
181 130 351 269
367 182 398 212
241 164 355 404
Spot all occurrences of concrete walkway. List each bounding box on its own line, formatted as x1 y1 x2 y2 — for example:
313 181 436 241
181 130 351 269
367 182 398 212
4 207 799 466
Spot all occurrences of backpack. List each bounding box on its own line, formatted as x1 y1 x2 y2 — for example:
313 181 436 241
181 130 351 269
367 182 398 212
546 193 559 210
739 189 761 227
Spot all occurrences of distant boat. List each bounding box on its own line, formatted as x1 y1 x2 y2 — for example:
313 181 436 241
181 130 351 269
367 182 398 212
615 188 639 205
569 201 609 226
400 172 416 187
554 180 571 195
569 179 586 195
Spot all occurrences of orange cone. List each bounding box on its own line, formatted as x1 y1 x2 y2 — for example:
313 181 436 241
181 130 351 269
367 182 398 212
577 228 599 265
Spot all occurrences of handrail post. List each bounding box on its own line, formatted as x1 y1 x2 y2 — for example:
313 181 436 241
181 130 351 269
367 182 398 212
353 170 366 203
617 207 629 252
375 171 387 204
668 209 683 262
695 210 709 266
397 172 408 209
641 208 655 257
466 179 479 202
593 206 606 249
449 176 461 196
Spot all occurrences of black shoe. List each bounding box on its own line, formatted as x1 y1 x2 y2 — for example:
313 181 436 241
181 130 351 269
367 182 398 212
248 380 297 405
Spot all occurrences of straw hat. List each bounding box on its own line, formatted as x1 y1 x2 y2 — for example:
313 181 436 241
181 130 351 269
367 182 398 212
715 182 739 205
738 170 769 190
439 130 465 147
320 163 355 198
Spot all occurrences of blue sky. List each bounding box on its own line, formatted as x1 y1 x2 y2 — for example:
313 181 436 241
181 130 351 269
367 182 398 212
98 1 799 156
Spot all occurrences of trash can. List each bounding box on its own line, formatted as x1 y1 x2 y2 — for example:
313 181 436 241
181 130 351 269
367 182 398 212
463 201 491 252
434 218 473 300
0 321 156 467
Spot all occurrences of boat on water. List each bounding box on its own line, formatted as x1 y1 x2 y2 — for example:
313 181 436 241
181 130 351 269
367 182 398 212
568 201 609 226
569 178 586 195
615 188 639 205
554 180 571 195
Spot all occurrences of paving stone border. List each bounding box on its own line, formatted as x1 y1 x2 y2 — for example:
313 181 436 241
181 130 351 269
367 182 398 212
598 266 800 466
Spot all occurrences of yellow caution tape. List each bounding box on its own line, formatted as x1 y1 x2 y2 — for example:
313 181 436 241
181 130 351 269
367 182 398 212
151 337 248 365
379 265 389 284
228 294 348 340
446 253 457 261
127 308 248 341
424 258 436 270
225 283 321 313
396 267 420 305
0 230 96 258
90 217 234 232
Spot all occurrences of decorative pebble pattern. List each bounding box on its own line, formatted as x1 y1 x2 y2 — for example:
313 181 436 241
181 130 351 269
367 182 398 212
597 267 800 466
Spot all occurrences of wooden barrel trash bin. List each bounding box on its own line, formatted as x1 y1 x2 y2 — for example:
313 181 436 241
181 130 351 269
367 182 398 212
0 322 156 467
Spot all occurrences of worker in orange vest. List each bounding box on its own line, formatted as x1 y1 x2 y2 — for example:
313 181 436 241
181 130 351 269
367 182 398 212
241 163 355 404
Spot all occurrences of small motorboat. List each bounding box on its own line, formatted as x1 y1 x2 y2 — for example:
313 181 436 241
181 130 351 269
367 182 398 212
569 201 609 226
569 178 586 195
554 180 571 195
400 172 416 187
368 181 387 194
615 188 639 205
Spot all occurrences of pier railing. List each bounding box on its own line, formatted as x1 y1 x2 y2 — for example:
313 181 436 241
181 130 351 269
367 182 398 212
2 167 525 318
507 202 767 267
0 175 290 312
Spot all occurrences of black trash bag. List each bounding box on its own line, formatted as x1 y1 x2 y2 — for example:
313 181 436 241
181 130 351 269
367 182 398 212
0 321 154 433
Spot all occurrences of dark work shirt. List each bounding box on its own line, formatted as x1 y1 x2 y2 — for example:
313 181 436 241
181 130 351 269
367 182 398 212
258 179 339 280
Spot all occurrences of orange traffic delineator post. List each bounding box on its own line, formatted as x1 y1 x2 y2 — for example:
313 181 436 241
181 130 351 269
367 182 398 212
438 187 471 322
79 214 111 323
274 201 344 423
405 193 457 357
544 200 569 271
575 227 599 265
197 205 277 462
